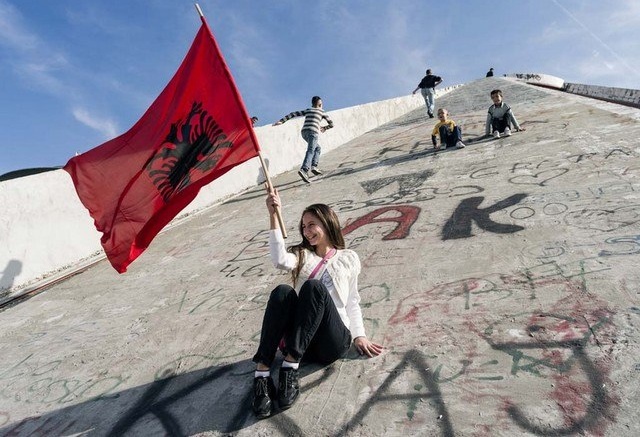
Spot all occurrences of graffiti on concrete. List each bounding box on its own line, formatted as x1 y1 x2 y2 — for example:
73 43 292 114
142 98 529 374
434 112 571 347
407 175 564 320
442 194 528 240
360 170 434 195
0 353 129 407
385 266 620 435
343 206 421 240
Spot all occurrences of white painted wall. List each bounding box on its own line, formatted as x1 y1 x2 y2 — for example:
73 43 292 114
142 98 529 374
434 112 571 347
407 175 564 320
506 73 639 108
564 83 640 108
505 73 565 90
1 88 458 297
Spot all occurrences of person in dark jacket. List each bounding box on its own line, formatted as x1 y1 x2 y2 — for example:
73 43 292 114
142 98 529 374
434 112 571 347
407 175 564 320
412 69 442 118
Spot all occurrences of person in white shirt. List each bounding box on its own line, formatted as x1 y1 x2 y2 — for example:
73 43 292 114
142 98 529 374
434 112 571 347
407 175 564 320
251 187 383 419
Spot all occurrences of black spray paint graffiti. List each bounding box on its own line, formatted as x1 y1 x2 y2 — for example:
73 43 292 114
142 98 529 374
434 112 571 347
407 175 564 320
2 344 614 436
564 203 640 232
442 194 528 240
335 350 454 437
360 170 434 196
103 351 455 437
104 362 340 436
331 185 484 213
106 365 252 437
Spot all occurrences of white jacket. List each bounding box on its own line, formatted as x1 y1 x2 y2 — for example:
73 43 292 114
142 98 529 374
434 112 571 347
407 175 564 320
268 229 366 339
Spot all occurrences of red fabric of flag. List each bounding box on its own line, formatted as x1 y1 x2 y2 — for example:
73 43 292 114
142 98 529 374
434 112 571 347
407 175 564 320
64 19 260 273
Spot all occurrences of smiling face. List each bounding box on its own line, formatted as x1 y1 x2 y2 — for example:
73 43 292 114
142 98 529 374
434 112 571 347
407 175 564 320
491 93 503 105
301 212 329 248
298 204 345 255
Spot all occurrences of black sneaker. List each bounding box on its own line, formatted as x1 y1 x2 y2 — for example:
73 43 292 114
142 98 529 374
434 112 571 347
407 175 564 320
297 169 310 184
428 111 434 118
252 376 276 419
278 367 300 410
310 167 323 176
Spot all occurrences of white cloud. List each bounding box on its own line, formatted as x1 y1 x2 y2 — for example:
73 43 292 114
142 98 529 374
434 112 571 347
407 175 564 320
0 1 70 94
379 8 431 88
224 11 273 83
0 1 37 48
72 107 119 139
607 0 640 30
531 1 640 85
537 21 580 44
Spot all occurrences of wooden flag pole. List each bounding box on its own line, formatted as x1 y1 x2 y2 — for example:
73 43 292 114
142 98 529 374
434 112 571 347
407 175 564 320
194 2 287 239
257 151 288 239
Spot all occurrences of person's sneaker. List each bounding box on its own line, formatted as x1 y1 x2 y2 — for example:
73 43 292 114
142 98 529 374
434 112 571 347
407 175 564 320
310 167 323 176
277 367 300 410
456 141 466 149
252 376 276 419
504 127 512 137
428 112 434 118
493 130 500 139
297 169 310 183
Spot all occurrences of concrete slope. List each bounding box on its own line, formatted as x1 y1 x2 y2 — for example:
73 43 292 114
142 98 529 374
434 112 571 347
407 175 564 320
1 77 639 436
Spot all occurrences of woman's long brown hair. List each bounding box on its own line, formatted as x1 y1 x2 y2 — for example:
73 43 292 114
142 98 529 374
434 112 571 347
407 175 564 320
288 204 345 287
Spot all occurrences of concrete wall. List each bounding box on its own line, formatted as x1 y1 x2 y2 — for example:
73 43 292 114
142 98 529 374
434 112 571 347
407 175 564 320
0 87 458 297
564 82 640 108
506 73 565 90
506 73 640 109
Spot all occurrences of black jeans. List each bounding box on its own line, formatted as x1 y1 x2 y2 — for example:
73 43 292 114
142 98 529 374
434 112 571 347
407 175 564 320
491 117 510 133
252 279 352 367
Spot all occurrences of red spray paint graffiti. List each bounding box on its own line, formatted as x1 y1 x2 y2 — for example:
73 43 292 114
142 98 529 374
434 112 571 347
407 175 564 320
343 205 420 240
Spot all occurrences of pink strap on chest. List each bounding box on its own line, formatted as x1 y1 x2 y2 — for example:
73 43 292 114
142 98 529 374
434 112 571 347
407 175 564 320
308 248 337 279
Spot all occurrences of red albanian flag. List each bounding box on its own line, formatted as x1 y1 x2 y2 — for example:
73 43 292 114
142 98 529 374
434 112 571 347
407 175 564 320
64 18 260 273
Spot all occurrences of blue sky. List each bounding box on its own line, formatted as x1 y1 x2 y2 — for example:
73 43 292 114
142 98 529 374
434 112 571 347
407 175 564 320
1 0 638 176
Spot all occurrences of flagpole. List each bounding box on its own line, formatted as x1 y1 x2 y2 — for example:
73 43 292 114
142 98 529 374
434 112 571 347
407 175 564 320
194 3 204 17
257 151 288 238
194 3 287 239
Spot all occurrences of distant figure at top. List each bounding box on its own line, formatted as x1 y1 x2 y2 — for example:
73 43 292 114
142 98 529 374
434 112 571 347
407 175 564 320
485 89 526 139
273 96 334 184
486 68 494 77
412 69 442 118
251 116 259 126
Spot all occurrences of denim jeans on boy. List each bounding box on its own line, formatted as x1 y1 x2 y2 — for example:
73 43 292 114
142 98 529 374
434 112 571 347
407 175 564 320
421 87 436 115
300 129 321 172
491 117 510 133
438 125 463 148
252 280 352 367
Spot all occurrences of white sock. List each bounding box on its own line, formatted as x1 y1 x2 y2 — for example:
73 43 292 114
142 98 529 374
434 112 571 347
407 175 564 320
255 370 270 378
282 360 299 370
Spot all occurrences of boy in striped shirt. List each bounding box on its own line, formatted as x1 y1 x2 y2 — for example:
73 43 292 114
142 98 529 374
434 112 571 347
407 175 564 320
273 96 334 183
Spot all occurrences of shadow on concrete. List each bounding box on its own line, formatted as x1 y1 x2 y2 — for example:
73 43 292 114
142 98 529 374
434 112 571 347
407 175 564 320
224 135 489 206
0 355 357 436
0 260 22 298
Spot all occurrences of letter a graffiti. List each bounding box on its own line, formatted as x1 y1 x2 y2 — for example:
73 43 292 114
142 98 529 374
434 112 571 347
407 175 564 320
343 206 420 240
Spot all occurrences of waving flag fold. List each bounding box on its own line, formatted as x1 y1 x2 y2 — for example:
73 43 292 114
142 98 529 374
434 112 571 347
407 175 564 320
64 17 260 273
